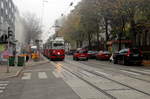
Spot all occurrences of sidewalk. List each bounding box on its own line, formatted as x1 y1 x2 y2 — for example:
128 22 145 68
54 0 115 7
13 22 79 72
25 55 50 67
0 65 23 79
0 55 49 80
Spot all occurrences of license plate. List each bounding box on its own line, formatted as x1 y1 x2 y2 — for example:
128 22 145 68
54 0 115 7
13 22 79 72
133 54 139 57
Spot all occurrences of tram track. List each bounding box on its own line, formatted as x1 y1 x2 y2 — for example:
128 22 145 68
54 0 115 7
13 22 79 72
60 60 150 97
73 60 150 83
52 61 117 99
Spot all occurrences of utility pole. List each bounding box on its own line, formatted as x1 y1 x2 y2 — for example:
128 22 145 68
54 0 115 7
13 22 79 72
6 27 13 73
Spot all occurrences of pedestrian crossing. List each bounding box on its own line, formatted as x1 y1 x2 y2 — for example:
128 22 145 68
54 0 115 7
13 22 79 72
21 72 50 80
0 81 9 94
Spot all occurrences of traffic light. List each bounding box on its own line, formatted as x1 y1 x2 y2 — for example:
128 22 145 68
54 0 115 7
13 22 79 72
8 27 13 37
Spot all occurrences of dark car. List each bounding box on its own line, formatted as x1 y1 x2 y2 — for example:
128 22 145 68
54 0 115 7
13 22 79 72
67 49 76 55
88 50 98 59
113 48 143 65
96 51 111 60
73 49 88 61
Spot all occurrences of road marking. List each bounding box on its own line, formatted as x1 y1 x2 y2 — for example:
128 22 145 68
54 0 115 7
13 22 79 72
0 81 9 83
0 87 5 90
95 71 110 76
22 73 31 80
0 90 3 93
120 70 140 76
0 84 8 86
52 71 61 78
38 72 48 79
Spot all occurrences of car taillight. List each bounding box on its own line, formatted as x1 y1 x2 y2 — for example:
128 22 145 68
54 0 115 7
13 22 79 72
126 49 130 56
140 50 143 57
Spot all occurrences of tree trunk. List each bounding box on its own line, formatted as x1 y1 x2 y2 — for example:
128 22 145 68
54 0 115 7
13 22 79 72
79 40 83 48
88 33 92 50
119 16 125 51
96 32 99 50
130 20 136 47
105 18 109 41
104 18 109 50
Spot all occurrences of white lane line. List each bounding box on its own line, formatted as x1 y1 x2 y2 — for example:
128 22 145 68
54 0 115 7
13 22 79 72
95 71 110 76
121 70 140 76
0 84 8 86
0 87 5 90
22 73 31 80
52 71 61 78
38 72 48 79
0 90 3 93
0 81 9 83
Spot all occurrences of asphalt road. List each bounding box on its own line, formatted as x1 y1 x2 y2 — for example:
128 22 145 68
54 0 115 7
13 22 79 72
1 56 150 99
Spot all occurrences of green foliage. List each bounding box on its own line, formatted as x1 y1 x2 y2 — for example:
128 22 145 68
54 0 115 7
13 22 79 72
57 0 150 48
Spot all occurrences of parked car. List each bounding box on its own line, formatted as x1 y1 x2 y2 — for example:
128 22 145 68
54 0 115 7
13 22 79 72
113 48 143 65
73 49 88 61
88 50 98 59
96 51 111 60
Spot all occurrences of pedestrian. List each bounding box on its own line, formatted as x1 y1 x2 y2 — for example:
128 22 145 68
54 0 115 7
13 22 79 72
26 54 29 62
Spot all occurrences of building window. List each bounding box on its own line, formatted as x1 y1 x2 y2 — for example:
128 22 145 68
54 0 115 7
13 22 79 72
6 9 8 15
1 1 4 9
0 16 4 24
9 2 11 8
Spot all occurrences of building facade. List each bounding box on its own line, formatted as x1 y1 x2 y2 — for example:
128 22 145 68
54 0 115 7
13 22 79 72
0 0 16 42
0 0 16 63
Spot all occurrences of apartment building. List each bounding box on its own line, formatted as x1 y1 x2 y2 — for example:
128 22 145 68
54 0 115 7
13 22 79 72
0 0 16 43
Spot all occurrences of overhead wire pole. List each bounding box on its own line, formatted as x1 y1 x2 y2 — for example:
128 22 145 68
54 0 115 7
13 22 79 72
40 0 48 25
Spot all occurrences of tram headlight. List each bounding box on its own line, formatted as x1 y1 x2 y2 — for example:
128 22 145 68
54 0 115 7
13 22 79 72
58 52 60 55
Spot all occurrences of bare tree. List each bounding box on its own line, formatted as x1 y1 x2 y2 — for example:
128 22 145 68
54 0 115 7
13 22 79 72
22 13 43 44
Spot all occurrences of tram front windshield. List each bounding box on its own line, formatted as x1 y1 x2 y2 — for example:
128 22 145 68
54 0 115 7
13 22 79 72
53 43 64 49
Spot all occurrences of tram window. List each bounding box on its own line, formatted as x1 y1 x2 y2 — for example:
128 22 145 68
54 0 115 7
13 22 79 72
53 43 63 47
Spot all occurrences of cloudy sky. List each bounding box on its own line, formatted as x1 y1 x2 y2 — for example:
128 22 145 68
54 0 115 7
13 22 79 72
13 0 81 42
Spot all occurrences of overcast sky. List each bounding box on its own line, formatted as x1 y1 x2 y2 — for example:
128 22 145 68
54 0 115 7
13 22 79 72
13 0 81 42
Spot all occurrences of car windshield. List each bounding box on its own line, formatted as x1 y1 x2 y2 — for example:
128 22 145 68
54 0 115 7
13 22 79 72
79 50 87 53
53 43 63 47
88 51 97 54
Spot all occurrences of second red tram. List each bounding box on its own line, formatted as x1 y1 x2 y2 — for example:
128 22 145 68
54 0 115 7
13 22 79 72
43 37 65 61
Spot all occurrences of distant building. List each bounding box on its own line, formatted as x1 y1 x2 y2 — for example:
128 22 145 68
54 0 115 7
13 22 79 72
0 0 16 62
0 0 16 42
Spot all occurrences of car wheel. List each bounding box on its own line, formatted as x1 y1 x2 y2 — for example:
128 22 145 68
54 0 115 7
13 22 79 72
85 58 88 61
137 62 142 66
123 57 129 65
76 57 79 61
114 59 117 64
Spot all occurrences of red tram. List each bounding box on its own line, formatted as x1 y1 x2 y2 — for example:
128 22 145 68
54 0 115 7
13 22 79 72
43 37 65 61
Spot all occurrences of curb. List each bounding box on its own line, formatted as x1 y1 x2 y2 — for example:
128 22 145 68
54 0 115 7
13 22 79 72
7 67 24 79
